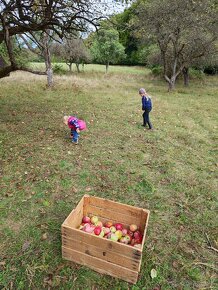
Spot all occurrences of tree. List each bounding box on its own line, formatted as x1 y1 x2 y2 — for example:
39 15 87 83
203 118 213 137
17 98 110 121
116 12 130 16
20 30 56 86
0 0 126 79
91 28 126 72
134 0 218 90
51 37 91 72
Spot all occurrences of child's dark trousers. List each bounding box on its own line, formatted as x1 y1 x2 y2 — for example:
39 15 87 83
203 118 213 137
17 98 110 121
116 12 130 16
143 109 152 129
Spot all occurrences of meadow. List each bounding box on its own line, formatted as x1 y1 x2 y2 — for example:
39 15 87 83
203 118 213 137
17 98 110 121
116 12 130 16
0 64 217 289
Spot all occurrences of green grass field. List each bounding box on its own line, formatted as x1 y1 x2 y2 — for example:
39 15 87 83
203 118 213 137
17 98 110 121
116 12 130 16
0 64 217 289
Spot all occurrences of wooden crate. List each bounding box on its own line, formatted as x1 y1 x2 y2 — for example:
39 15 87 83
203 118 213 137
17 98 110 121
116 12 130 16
61 195 150 284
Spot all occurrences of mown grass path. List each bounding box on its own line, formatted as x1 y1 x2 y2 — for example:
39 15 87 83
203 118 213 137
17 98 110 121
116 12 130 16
0 65 217 289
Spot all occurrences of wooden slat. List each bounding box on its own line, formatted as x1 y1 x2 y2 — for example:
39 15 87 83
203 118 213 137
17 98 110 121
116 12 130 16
138 209 150 270
62 196 84 228
62 247 139 284
62 236 140 271
62 226 142 259
84 204 142 228
86 195 143 219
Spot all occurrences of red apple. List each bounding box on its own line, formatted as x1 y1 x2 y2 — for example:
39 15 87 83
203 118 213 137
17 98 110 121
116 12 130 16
83 223 94 233
130 238 136 246
91 216 98 224
106 232 112 239
94 226 102 235
115 223 123 231
122 228 128 236
127 230 134 237
129 224 138 232
105 221 113 228
134 231 143 243
82 216 90 223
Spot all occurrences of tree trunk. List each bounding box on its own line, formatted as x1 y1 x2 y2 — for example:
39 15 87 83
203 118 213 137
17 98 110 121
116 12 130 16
182 67 189 86
69 63 72 72
43 31 53 87
106 61 109 73
76 63 80 73
165 75 176 91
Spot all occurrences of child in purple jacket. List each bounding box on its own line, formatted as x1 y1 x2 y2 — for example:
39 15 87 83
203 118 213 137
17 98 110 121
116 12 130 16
63 115 87 144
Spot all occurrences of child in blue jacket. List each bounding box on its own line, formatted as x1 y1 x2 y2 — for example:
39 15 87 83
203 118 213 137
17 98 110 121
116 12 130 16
139 88 153 129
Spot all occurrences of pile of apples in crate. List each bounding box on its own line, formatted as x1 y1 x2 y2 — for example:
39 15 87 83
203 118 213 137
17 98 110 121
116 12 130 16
78 215 143 248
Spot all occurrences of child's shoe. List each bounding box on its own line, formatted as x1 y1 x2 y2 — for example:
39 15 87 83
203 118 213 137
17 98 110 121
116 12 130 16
72 140 78 144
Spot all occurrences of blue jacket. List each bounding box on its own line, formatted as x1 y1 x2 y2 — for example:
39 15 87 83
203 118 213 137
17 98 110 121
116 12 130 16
142 96 152 111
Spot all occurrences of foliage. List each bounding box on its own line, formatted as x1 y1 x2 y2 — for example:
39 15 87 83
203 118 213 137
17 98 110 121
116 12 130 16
133 0 218 90
53 64 65 75
51 37 91 72
0 0 126 78
91 28 126 72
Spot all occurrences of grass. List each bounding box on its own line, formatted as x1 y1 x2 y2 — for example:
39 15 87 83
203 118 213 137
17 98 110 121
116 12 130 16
0 64 217 289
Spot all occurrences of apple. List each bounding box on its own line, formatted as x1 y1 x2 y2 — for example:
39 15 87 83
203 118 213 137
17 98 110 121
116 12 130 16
91 216 98 224
95 221 103 227
115 223 123 231
94 226 102 235
110 233 119 242
99 229 105 237
115 230 122 240
122 228 128 236
103 227 110 235
120 237 129 244
134 231 143 243
129 224 138 232
130 238 136 246
110 226 116 233
83 223 94 233
82 216 90 223
127 230 134 237
125 234 132 243
78 224 84 230
105 221 113 228
106 232 112 239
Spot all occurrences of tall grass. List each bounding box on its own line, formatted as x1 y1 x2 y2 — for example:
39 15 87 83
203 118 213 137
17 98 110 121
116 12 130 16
0 65 217 289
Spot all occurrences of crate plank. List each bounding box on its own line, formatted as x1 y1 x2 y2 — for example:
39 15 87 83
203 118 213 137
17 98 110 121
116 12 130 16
86 195 143 218
62 247 139 284
62 236 140 271
62 226 142 260
62 197 84 228
84 204 142 228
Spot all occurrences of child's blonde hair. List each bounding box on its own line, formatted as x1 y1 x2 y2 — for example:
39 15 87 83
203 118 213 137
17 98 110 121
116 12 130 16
139 88 146 94
63 115 70 125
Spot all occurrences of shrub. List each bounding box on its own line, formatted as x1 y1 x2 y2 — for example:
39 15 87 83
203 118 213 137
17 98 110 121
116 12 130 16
53 64 65 75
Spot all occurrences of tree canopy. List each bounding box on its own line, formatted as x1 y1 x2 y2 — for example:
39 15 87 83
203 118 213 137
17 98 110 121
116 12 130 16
0 0 127 78
133 0 218 89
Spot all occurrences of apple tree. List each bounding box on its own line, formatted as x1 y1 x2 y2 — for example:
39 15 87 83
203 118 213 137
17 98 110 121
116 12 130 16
133 0 218 90
0 0 129 79
91 28 126 72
